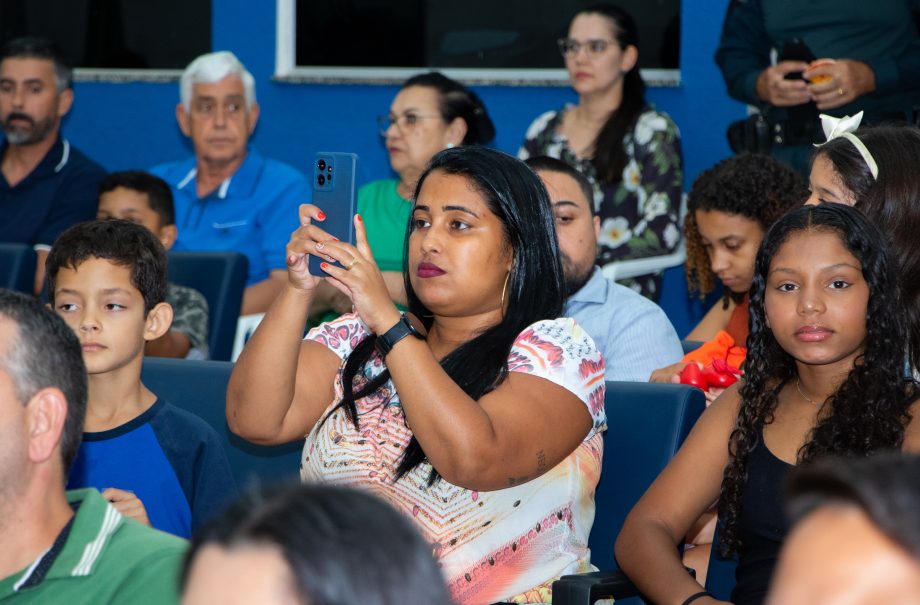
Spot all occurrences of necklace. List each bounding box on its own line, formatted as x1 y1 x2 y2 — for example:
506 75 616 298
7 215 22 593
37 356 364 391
795 378 819 405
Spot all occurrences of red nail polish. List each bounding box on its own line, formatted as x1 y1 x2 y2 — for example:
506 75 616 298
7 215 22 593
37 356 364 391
317 211 326 221
320 262 329 270
356 214 363 223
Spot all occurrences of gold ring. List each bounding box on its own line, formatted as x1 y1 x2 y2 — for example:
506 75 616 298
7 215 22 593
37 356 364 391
837 87 845 96
345 258 359 271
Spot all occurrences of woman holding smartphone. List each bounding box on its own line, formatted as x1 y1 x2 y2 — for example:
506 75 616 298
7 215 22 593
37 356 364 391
228 147 606 605
311 72 495 321
519 3 682 300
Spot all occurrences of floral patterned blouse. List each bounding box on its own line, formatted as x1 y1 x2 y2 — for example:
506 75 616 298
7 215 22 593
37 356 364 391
519 104 683 300
302 314 607 605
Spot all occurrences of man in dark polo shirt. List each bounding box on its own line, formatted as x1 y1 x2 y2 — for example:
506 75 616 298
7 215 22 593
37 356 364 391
0 37 105 294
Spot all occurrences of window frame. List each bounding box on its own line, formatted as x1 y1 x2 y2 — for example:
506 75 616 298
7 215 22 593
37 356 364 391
273 0 680 87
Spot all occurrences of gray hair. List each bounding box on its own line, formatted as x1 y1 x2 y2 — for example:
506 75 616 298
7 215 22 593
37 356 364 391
179 51 256 112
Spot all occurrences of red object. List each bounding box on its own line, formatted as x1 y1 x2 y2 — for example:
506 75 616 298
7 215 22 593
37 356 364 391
701 359 741 389
680 359 742 391
679 363 708 390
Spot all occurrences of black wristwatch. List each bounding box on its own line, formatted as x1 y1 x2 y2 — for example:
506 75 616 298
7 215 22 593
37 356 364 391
375 313 423 357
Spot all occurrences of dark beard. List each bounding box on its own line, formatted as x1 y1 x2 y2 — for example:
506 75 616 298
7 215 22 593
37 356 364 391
2 113 54 145
563 261 594 298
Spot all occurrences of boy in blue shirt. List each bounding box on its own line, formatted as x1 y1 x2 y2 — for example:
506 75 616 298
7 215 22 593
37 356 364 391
46 219 236 538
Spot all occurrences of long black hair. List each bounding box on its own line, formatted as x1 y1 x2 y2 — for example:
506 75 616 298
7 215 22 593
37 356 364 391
718 203 916 556
813 124 920 371
573 3 646 184
402 72 495 145
334 147 565 484
182 484 453 605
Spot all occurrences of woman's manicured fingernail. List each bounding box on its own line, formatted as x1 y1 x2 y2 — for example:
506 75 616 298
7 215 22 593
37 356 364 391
320 262 329 270
356 214 363 223
317 211 326 221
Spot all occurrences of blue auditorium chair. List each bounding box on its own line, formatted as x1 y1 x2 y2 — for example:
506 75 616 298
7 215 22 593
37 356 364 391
0 243 37 294
167 251 247 361
141 357 302 489
552 381 707 604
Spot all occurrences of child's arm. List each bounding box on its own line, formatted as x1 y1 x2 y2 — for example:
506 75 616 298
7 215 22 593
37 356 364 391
102 487 151 526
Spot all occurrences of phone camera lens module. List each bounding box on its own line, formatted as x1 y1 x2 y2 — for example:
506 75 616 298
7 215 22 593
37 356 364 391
317 174 326 186
317 159 326 171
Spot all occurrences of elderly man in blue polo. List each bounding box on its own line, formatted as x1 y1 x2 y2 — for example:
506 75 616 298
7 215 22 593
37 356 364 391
151 51 308 315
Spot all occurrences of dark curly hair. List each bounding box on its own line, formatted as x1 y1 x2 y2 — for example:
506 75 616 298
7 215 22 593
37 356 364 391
813 124 920 371
684 154 808 303
718 203 917 557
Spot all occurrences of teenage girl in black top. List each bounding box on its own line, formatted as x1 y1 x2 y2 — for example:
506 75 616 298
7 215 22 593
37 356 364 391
615 203 920 605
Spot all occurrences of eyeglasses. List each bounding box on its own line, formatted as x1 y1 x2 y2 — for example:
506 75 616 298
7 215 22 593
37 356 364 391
377 112 442 136
557 38 618 58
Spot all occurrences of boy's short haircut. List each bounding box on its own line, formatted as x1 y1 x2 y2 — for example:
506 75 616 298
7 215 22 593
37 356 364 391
99 171 176 226
47 220 168 313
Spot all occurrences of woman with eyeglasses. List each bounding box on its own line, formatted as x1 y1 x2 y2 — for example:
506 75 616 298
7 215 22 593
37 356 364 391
310 73 495 322
519 3 682 301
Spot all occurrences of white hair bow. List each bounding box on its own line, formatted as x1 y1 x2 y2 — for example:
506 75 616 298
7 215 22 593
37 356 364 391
817 111 879 179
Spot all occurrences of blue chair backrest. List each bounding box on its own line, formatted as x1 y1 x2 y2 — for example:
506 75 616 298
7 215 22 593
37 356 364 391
167 252 247 361
141 357 302 489
0 243 37 294
590 381 706 572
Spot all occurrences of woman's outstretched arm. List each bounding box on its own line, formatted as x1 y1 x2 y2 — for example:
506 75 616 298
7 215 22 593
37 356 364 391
227 205 342 445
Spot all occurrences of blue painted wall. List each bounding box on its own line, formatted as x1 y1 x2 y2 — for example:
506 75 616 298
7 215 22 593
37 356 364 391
61 0 747 335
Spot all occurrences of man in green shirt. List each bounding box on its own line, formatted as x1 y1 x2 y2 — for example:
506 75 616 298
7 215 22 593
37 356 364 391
0 290 185 604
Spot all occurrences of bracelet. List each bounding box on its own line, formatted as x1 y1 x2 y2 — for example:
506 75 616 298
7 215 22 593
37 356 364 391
681 591 712 605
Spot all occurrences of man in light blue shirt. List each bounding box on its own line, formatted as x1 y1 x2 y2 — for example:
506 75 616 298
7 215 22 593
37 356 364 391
151 51 308 315
527 157 683 382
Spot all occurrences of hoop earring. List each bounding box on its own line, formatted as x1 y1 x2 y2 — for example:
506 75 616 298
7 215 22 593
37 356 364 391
500 273 510 319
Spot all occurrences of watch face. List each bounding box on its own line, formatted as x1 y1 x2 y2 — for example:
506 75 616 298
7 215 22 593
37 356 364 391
405 313 427 338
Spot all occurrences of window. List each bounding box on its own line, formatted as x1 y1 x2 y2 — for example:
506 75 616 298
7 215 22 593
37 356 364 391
0 0 210 79
277 0 680 85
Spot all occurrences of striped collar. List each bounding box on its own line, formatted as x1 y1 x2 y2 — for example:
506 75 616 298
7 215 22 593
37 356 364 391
10 489 123 591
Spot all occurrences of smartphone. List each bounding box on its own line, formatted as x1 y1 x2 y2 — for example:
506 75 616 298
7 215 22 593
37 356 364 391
780 38 817 81
308 152 359 276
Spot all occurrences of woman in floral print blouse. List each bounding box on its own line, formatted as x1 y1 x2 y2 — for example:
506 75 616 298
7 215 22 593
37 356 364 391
228 147 607 605
519 3 683 300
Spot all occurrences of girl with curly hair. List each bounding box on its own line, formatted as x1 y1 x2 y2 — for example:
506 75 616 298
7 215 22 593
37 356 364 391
616 203 920 605
650 154 807 392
